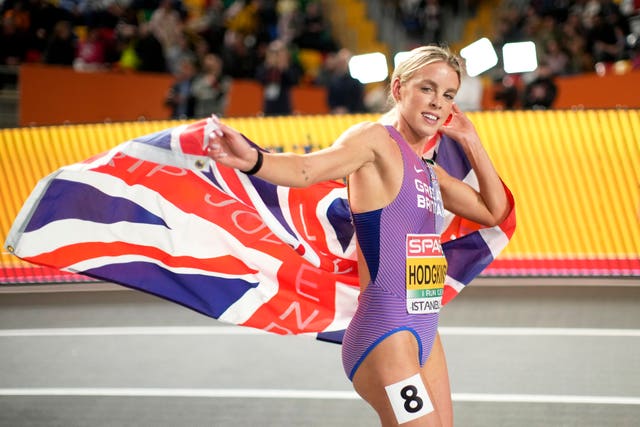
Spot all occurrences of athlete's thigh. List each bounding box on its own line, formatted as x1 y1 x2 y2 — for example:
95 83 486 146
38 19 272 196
421 332 453 427
351 331 443 427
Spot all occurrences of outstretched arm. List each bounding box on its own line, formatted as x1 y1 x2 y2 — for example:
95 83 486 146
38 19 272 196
436 104 509 226
205 115 378 187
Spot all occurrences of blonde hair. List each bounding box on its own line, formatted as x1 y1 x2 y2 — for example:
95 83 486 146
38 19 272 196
388 45 464 106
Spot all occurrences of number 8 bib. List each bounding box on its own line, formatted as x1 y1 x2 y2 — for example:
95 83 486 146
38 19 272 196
384 373 434 424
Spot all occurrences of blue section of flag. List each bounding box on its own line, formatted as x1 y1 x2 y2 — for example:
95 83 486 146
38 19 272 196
327 198 354 253
24 179 168 232
437 135 471 180
85 262 258 318
250 175 298 239
442 232 494 284
133 128 173 150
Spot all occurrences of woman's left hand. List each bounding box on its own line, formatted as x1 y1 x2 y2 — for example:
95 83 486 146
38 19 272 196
439 103 479 145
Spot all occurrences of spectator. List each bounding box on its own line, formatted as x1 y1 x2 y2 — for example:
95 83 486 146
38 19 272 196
80 0 121 29
134 21 167 73
165 56 197 119
73 26 108 71
422 0 442 44
255 39 300 116
586 11 627 63
254 0 279 44
522 63 558 110
188 0 226 55
542 38 570 76
192 35 211 67
164 31 198 75
535 13 561 52
43 19 76 66
3 0 30 33
293 0 336 52
492 74 520 110
326 48 366 114
313 49 337 87
57 0 83 25
565 34 595 74
191 52 231 118
276 0 302 45
24 0 71 62
0 14 30 65
148 0 184 72
221 29 259 78
561 11 594 74
116 21 141 71
225 0 259 37
398 0 424 41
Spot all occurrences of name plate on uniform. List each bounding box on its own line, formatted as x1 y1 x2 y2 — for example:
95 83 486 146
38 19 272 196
405 234 447 314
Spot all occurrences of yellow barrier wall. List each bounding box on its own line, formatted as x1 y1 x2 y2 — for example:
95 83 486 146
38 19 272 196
1 111 639 274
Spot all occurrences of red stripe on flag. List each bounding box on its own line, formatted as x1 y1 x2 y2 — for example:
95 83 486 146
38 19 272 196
25 242 257 275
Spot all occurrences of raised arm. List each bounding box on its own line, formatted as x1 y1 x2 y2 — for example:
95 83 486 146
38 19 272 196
436 104 510 226
206 116 380 187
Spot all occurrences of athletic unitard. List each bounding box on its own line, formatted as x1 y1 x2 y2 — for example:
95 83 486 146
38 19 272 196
341 125 446 381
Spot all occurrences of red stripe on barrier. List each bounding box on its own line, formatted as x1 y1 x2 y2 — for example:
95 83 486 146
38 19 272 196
1 257 639 284
0 266 94 284
485 258 640 276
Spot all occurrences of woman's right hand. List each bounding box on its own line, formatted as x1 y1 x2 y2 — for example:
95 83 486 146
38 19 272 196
205 115 260 172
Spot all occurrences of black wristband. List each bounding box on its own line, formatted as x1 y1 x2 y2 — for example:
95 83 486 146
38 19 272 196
243 149 264 175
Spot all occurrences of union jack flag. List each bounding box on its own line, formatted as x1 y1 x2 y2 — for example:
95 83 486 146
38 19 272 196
5 117 515 343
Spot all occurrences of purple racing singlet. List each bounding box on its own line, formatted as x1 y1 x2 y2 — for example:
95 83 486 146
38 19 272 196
341 125 447 381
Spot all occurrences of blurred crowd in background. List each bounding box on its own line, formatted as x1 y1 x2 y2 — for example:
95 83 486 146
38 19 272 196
395 0 640 110
486 0 640 109
1 0 639 116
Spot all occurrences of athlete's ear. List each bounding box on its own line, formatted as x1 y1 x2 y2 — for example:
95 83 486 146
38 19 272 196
391 78 401 102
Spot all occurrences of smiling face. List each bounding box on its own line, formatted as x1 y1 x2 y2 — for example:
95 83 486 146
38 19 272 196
390 46 462 142
394 62 459 137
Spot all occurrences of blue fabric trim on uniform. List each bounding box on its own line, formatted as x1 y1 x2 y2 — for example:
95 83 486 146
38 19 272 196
316 330 345 344
348 326 423 380
352 208 382 282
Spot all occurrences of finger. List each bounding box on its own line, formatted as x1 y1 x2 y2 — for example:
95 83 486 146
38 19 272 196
207 127 226 152
208 115 224 136
206 143 227 159
207 136 220 151
206 118 224 138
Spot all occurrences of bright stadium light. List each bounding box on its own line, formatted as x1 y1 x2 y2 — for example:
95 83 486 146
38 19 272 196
502 41 538 73
348 52 389 84
459 38 498 76
393 51 412 68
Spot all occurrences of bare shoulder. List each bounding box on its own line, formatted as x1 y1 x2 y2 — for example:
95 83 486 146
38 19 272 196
334 121 391 149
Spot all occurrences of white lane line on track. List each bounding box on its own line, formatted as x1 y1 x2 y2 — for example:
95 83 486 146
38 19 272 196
440 327 640 337
1 326 639 337
0 388 638 405
0 326 267 337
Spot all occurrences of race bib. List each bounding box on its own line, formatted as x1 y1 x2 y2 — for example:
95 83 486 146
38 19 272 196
385 373 434 424
406 234 447 314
